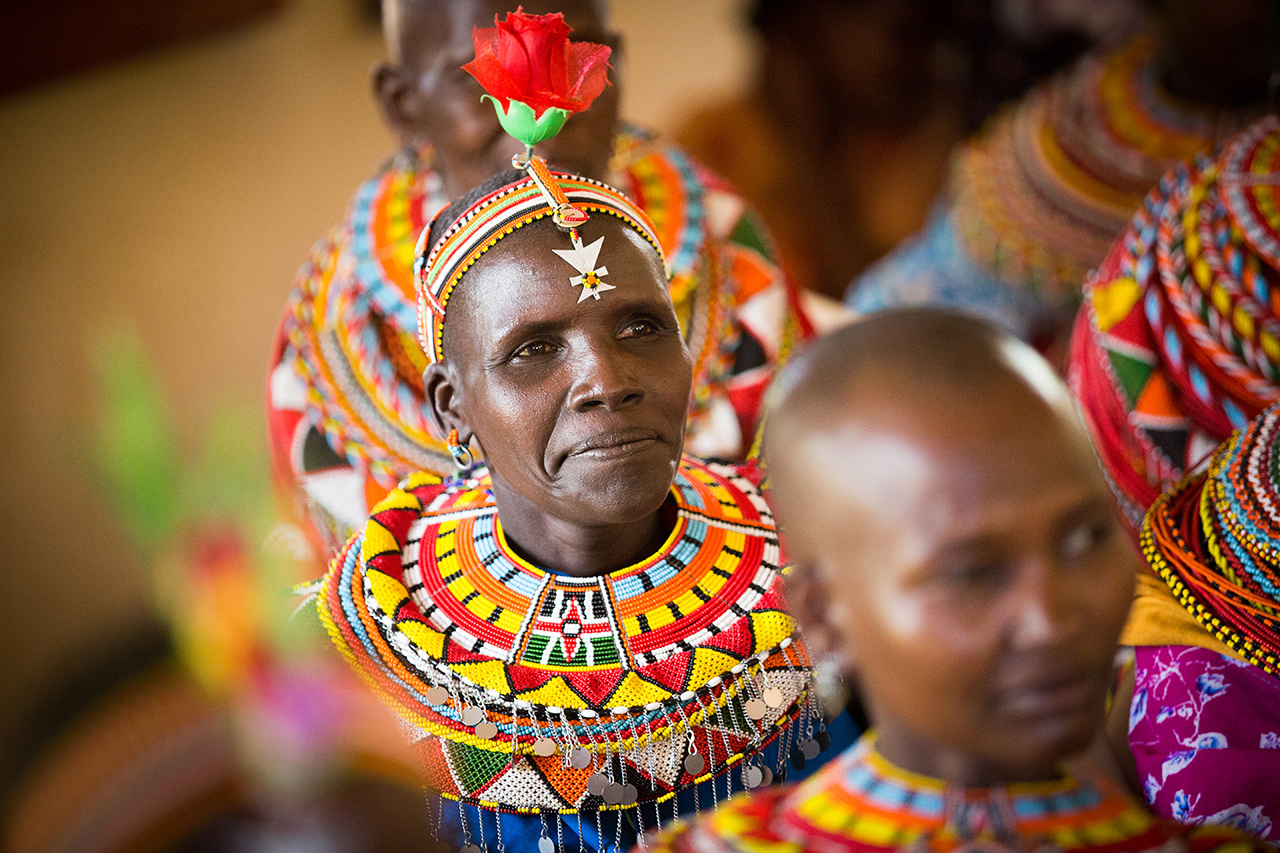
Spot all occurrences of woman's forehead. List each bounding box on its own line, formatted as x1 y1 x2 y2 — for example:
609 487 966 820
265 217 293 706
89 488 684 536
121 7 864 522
442 219 669 349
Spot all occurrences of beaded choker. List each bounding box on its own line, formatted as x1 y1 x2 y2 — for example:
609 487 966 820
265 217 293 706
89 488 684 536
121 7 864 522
1071 115 1280 535
1142 400 1280 675
645 732 1251 853
318 456 823 821
952 36 1263 302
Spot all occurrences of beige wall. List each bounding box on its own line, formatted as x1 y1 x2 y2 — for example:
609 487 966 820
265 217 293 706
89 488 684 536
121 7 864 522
0 0 753 785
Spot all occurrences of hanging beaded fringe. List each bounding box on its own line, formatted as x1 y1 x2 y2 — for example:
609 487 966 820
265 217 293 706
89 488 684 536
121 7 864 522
441 647 835 853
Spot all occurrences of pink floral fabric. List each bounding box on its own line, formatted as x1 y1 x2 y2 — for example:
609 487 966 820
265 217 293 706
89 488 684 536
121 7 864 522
1130 645 1280 841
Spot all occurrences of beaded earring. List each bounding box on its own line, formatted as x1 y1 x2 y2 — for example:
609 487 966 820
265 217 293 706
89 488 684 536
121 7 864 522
447 428 474 471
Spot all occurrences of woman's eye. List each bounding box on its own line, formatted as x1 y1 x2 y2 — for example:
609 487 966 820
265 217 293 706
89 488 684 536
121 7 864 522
511 340 557 360
948 563 1007 588
619 318 659 338
929 560 1007 592
1060 518 1113 562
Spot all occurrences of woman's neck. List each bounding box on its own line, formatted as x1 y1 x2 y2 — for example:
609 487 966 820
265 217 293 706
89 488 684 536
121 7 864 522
874 722 1067 789
487 477 677 578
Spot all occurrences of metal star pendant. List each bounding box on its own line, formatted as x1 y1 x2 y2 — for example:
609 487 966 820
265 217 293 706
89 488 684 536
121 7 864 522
552 235 614 303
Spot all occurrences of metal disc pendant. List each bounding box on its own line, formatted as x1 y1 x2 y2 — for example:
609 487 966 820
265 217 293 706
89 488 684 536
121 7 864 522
461 846 482 853
683 752 705 775
743 765 764 788
587 773 610 796
801 738 821 760
602 783 624 805
744 698 767 720
538 838 555 853
761 687 785 708
569 747 591 769
532 737 558 757
760 765 774 786
425 686 450 705
790 745 806 771
620 783 639 806
461 706 484 726
475 720 498 740
816 730 831 752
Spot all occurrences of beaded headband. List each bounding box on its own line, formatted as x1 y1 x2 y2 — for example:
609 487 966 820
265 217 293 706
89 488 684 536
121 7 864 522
414 168 666 364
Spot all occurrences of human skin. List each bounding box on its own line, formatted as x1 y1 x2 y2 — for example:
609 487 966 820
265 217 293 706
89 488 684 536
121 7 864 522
424 216 694 578
765 312 1137 786
376 0 621 198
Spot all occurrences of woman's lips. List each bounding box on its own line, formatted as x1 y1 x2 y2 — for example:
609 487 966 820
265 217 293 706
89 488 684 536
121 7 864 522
567 428 662 460
997 674 1100 718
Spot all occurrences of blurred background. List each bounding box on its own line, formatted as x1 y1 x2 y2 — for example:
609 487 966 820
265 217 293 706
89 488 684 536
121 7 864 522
0 0 1132 847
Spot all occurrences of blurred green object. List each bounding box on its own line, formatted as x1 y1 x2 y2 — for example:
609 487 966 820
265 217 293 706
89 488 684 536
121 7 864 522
87 319 353 798
89 321 183 554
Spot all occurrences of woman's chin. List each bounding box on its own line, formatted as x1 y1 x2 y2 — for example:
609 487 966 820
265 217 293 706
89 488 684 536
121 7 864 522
558 458 678 526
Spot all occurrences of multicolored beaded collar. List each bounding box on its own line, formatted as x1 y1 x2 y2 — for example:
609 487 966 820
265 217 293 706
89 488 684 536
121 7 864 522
414 169 665 364
646 732 1258 853
1143 400 1280 676
952 35 1263 304
318 456 820 816
1070 115 1280 535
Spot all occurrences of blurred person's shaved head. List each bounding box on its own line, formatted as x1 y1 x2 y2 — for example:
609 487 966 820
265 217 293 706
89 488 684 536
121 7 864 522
382 0 611 66
764 308 1134 785
374 0 619 197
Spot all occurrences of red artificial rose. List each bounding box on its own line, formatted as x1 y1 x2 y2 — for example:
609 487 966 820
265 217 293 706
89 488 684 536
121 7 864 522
462 8 611 118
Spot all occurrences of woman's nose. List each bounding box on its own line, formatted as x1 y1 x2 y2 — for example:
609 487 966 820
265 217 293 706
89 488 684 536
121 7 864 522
567 340 645 412
1009 562 1081 651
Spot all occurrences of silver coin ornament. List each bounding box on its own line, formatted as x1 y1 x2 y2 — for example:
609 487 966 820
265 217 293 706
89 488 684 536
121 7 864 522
425 686 450 705
801 738 821 760
620 783 639 806
461 846 482 853
743 698 767 720
760 765 774 786
603 783 624 805
461 706 484 726
683 753 706 775
587 773 610 796
744 765 764 788
539 838 556 853
569 747 592 769
816 730 831 752
761 687 785 708
475 720 499 740
533 737 558 757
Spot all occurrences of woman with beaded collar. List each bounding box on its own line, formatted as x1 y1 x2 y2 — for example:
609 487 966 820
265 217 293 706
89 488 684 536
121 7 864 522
315 14 848 852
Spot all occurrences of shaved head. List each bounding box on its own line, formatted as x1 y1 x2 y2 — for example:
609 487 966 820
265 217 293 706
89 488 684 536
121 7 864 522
762 308 1134 784
765 309 1086 550
766 309 1076 464
382 0 611 65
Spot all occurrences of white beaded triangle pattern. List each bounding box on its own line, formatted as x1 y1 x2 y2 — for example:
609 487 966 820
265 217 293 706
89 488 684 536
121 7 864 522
553 235 615 302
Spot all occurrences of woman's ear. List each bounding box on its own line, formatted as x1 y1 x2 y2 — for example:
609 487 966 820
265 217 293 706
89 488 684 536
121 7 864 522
785 560 857 677
424 362 473 446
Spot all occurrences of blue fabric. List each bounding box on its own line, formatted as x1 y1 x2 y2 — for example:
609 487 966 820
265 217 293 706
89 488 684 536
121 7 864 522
846 206 1058 341
436 710 860 852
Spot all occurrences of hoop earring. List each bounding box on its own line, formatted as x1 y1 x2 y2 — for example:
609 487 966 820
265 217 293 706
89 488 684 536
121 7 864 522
447 428 474 471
